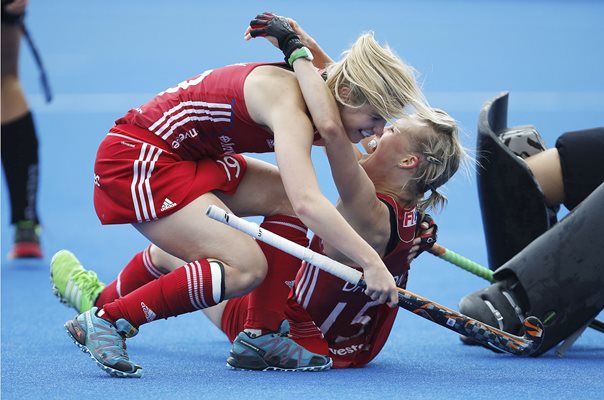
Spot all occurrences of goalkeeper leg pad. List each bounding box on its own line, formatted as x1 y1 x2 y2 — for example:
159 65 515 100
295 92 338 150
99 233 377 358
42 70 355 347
461 183 604 356
477 94 557 270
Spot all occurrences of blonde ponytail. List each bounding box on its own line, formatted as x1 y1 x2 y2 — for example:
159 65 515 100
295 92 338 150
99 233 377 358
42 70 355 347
410 109 471 212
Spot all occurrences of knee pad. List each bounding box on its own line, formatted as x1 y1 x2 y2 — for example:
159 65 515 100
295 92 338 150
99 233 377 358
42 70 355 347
461 182 604 356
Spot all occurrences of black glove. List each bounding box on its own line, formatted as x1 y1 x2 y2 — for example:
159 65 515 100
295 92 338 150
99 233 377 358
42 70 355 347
415 213 438 257
249 12 304 62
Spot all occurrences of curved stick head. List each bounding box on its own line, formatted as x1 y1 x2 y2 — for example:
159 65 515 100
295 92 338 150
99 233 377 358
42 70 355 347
523 316 545 355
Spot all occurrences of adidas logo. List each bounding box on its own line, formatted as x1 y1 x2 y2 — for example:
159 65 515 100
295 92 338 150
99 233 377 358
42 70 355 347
160 198 177 212
285 280 295 289
141 302 157 322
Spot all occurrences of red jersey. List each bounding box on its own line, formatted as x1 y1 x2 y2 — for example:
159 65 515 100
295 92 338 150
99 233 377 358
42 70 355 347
115 63 283 160
287 193 418 368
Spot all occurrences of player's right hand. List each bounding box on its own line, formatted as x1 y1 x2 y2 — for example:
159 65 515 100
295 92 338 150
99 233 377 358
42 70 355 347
247 12 304 60
362 263 398 308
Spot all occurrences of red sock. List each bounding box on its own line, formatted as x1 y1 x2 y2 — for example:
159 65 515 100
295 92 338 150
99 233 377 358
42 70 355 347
102 259 224 327
95 246 164 308
244 215 309 333
285 296 329 356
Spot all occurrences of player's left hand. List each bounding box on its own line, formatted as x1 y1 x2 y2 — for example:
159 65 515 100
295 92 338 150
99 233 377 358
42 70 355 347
407 213 438 262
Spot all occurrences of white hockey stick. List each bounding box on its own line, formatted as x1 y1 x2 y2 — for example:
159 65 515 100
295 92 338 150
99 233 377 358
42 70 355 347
205 205 544 356
206 205 362 285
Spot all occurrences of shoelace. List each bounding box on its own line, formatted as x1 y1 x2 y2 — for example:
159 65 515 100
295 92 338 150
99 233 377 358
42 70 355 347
71 270 103 294
90 323 130 361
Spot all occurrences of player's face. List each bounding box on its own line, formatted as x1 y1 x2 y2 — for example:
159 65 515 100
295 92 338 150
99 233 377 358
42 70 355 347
365 116 427 163
339 103 387 143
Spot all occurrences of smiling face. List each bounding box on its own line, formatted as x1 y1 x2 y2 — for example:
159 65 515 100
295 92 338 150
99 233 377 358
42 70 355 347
338 102 387 143
370 116 426 156
360 116 433 178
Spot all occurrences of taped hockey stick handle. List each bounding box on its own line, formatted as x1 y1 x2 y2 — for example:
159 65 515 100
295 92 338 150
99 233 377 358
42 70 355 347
206 205 543 355
428 244 494 282
206 205 363 285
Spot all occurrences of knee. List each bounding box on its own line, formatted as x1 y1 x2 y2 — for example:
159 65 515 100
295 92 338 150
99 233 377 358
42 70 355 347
223 247 268 298
239 249 268 290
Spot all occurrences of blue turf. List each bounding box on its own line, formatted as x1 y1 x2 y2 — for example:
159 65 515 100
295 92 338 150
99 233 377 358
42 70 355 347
2 1 603 399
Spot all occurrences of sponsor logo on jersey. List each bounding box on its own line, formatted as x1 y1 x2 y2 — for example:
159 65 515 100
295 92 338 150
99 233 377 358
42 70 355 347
329 343 366 356
219 135 236 154
120 141 135 148
94 174 101 187
171 128 199 149
402 210 417 227
141 302 157 322
342 281 365 293
160 198 177 212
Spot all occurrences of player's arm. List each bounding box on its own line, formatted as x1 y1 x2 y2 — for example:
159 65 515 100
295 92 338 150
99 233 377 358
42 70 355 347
245 70 396 306
277 27 383 230
286 17 334 69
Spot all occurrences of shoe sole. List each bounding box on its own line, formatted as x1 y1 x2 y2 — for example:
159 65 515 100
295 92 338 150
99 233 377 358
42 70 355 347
50 275 72 309
9 242 43 259
226 359 332 372
50 251 71 308
65 322 143 378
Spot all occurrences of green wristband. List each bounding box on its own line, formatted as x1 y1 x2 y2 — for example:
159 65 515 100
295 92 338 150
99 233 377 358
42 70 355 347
288 47 314 66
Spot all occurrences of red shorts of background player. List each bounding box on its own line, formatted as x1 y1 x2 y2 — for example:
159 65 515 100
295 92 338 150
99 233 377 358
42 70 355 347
93 124 247 225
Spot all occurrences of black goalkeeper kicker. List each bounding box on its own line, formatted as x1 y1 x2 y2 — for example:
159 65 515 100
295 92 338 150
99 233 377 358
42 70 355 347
206 205 544 356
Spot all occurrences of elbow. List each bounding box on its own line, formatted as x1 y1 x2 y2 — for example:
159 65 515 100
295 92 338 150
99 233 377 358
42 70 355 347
290 193 316 222
315 119 344 141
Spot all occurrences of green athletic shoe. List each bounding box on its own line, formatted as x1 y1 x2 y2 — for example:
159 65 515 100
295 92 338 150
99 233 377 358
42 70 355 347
50 250 105 313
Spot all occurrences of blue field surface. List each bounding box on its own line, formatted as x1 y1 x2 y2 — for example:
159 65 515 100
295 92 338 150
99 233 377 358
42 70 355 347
2 1 603 399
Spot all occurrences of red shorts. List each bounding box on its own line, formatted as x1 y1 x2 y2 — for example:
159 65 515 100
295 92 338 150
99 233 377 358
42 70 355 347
93 125 247 225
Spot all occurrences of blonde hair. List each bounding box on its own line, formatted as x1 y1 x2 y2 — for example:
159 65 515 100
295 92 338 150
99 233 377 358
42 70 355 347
325 32 426 121
407 109 470 212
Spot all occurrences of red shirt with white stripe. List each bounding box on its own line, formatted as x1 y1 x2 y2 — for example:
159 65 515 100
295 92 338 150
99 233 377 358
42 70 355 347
115 63 282 160
287 194 417 368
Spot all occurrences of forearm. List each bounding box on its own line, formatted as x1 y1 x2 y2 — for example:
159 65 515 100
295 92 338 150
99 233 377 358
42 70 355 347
287 18 334 69
303 38 333 70
290 60 374 220
291 190 383 271
291 58 344 140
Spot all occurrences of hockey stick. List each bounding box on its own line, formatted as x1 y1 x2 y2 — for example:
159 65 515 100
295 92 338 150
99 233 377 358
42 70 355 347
428 244 494 282
206 205 544 356
427 244 604 333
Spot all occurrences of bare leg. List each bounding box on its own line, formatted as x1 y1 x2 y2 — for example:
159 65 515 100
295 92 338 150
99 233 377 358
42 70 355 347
134 192 267 299
1 22 29 123
524 148 565 207
140 156 295 328
216 156 294 217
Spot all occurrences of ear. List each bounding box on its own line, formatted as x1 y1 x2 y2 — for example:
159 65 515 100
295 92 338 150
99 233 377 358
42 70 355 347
338 86 351 101
399 154 419 169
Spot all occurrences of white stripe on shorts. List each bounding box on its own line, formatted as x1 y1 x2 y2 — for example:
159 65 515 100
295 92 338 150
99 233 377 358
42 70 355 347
130 143 163 223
